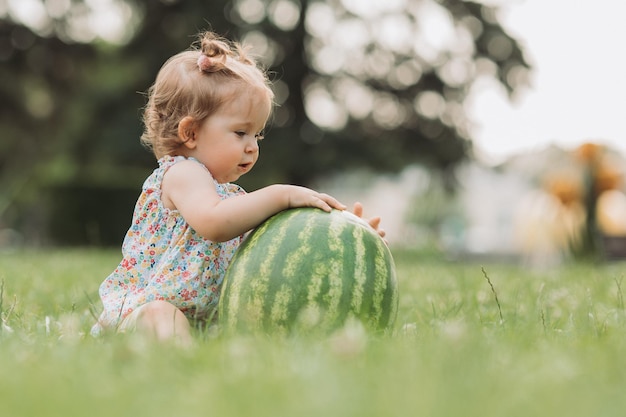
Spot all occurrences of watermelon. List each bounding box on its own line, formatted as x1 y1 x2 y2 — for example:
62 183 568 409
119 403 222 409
218 208 398 335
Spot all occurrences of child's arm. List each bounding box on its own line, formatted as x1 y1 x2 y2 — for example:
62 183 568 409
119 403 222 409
161 159 346 242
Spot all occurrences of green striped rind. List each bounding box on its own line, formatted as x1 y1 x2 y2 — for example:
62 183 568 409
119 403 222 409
219 209 299 332
218 208 398 334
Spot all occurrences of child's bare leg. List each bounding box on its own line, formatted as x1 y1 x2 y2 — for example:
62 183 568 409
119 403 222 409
134 300 193 346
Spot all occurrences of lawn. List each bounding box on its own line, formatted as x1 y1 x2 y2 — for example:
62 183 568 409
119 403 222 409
1 248 626 417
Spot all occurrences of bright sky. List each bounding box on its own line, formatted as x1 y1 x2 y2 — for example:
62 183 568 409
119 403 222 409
466 0 626 164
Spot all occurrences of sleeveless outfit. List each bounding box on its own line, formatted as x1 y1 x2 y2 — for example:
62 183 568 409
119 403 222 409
91 155 246 335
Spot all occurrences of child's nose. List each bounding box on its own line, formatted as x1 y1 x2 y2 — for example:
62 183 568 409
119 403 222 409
245 138 259 153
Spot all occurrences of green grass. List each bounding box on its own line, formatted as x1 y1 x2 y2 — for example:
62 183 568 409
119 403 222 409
2 248 626 416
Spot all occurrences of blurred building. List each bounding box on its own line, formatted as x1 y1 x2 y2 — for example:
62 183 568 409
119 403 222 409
317 142 626 265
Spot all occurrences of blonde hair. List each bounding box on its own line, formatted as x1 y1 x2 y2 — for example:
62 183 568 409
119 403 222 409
141 31 274 159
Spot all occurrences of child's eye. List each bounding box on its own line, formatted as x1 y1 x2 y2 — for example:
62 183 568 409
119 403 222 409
235 131 246 137
255 132 265 141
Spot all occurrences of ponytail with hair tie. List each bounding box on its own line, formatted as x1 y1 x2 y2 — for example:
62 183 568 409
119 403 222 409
197 32 254 73
197 53 220 72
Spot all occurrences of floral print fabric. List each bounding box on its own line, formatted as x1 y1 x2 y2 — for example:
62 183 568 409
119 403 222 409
91 155 246 334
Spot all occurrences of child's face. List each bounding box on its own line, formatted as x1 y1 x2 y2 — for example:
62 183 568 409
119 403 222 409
192 91 271 183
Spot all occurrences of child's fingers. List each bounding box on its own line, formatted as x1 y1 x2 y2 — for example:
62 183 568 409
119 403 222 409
352 203 384 234
318 193 346 210
368 216 381 230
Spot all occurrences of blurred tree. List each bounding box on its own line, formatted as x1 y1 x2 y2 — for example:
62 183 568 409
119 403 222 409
0 19 98 241
0 0 529 244
225 0 530 189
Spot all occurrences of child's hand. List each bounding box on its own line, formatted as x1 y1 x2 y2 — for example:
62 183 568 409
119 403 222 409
352 202 386 241
285 185 347 212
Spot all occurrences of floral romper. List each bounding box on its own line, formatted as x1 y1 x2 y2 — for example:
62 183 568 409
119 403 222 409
91 155 246 335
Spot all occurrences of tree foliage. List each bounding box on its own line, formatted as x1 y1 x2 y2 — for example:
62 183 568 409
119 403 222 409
0 0 529 244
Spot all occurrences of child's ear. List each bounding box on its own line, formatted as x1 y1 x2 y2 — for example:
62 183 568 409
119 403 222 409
178 116 197 149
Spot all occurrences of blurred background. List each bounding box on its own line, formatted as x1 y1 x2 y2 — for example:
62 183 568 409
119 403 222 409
0 0 624 265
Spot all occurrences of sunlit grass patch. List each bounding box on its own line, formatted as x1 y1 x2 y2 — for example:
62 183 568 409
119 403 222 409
1 249 626 417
